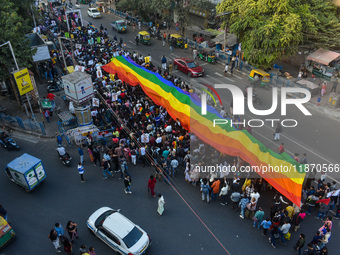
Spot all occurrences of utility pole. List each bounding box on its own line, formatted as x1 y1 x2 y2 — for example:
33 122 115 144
0 41 35 120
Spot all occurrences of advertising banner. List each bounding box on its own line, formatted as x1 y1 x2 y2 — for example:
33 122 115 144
13 68 34 96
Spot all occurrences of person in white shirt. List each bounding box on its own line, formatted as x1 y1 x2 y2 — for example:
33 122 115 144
171 158 179 176
279 220 291 245
57 146 66 156
219 183 229 205
165 125 172 133
140 146 146 167
251 191 261 203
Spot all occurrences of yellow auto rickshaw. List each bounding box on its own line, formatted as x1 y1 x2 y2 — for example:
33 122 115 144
170 34 184 48
249 69 270 87
138 31 151 45
198 48 216 64
0 216 15 249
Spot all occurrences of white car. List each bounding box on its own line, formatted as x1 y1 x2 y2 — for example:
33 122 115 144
87 8 101 18
87 207 151 255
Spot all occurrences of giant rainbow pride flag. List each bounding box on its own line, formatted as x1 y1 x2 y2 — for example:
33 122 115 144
102 56 305 206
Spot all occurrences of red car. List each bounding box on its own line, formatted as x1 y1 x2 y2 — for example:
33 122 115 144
173 58 204 77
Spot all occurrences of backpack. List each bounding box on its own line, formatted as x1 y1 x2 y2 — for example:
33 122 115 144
202 185 210 195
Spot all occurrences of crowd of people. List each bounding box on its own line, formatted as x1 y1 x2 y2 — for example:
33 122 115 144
36 6 339 255
48 220 96 254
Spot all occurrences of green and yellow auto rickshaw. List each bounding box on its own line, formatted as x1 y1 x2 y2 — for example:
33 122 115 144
0 216 15 249
198 48 216 64
138 31 151 45
249 69 270 87
170 34 184 48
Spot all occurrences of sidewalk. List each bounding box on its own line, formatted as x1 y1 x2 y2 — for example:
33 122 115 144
0 78 69 138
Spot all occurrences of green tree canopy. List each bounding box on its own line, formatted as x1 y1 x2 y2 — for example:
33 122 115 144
0 0 36 79
217 0 340 67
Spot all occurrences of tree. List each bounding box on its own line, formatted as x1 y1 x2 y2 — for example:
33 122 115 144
216 0 340 67
0 0 36 79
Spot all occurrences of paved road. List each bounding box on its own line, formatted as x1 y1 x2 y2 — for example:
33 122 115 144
1 133 339 255
1 5 339 255
79 6 340 183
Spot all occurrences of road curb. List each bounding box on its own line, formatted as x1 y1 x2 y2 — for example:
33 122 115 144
2 123 55 139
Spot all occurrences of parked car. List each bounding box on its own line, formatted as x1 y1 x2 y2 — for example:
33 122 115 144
173 58 204 77
87 207 151 255
87 8 101 18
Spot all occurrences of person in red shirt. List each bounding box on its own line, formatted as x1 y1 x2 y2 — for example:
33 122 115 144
278 143 284 154
148 175 157 197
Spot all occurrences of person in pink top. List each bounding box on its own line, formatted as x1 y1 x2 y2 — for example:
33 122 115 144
321 82 327 96
319 216 333 234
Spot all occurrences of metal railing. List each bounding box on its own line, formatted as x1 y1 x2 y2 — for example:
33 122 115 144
0 113 46 135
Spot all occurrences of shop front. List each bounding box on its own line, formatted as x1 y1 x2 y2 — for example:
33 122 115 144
307 48 340 81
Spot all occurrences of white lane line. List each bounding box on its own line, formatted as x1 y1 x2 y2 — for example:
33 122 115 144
214 72 223 77
232 73 243 79
171 53 181 58
129 41 134 44
200 63 209 66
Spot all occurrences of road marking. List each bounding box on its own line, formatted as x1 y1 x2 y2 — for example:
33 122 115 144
129 41 134 44
200 63 209 66
232 73 243 79
171 53 181 58
214 72 234 82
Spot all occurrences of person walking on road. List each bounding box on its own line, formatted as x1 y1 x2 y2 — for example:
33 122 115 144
101 159 113 179
66 221 78 243
224 63 229 76
148 175 157 197
294 233 305 255
48 229 61 253
44 109 51 123
321 82 327 96
78 146 84 164
274 123 283 141
88 247 96 255
124 175 132 194
261 218 272 236
161 56 167 70
169 63 173 75
54 223 64 237
253 207 264 229
193 48 197 60
278 143 284 154
78 162 85 183
92 145 101 166
61 237 73 255
201 180 211 203
157 194 165 216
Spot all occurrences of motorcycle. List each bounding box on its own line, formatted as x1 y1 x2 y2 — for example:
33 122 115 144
47 79 61 93
57 149 72 166
245 87 261 105
252 91 261 105
0 132 19 151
